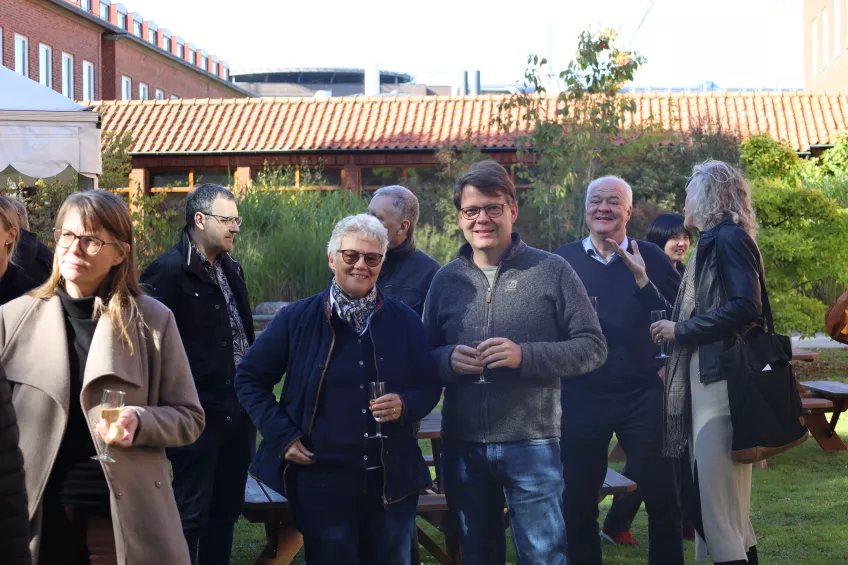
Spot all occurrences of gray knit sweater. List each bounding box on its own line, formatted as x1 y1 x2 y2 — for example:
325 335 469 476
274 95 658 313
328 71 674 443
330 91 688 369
423 233 607 443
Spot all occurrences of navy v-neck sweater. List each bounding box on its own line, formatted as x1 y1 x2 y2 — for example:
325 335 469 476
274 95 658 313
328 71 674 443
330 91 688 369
555 239 681 390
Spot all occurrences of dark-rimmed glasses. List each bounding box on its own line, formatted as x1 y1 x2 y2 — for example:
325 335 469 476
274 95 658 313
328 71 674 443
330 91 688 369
459 203 507 221
338 250 383 268
53 229 120 256
204 213 243 227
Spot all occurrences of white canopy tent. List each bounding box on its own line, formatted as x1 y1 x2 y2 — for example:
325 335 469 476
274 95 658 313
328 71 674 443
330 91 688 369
0 64 101 189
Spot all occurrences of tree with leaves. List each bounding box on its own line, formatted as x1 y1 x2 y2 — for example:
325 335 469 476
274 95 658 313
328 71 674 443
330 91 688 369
494 29 645 250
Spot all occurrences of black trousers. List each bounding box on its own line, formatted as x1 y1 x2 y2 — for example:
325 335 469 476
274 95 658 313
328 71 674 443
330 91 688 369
168 410 254 565
560 380 683 565
604 455 696 533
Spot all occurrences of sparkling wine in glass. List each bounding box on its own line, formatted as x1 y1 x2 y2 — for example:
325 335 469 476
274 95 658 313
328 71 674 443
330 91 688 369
92 389 125 464
651 310 671 359
368 381 386 439
472 326 490 385
588 296 598 313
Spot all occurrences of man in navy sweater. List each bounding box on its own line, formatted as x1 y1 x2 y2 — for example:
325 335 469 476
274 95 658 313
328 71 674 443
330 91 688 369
555 176 684 565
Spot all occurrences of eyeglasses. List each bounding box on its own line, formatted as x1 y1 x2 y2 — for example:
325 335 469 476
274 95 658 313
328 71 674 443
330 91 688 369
338 250 383 268
204 213 243 227
459 203 507 221
53 229 120 256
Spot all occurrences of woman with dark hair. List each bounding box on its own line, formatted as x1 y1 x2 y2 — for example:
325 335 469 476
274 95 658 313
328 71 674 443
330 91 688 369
646 213 691 276
5 190 204 565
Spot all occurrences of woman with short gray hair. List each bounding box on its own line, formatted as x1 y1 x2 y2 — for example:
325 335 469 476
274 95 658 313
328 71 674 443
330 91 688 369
236 213 441 565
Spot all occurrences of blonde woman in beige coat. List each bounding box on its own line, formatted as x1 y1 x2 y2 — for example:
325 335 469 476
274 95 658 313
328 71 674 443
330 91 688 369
3 190 204 565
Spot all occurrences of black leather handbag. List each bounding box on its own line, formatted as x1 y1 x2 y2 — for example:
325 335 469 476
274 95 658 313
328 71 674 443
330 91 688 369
717 267 809 464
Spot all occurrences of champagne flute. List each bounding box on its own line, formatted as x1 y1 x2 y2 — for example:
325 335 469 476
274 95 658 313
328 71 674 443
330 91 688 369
588 296 598 313
92 389 125 464
651 310 671 359
471 326 490 385
368 381 386 439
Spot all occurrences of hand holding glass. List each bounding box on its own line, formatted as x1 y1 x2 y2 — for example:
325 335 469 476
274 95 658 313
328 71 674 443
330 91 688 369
368 382 386 438
651 310 671 359
92 389 125 464
471 326 491 384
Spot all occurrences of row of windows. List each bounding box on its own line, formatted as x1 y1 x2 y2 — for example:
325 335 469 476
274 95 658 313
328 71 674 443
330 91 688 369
811 0 848 76
81 0 229 81
120 76 174 101
5 30 95 99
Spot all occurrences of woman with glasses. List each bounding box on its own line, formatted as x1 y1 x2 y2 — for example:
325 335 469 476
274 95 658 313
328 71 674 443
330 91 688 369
236 214 441 565
3 190 204 565
0 195 38 305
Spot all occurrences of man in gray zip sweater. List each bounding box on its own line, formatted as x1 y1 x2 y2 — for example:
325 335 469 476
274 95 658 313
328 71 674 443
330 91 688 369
423 160 607 565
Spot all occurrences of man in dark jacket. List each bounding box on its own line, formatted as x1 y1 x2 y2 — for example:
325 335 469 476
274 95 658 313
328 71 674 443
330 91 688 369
424 160 607 565
9 199 52 285
554 176 683 565
367 185 440 316
141 184 254 565
0 375 30 565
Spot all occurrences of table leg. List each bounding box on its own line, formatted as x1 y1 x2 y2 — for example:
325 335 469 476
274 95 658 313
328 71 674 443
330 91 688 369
827 398 845 438
432 438 444 493
253 515 303 565
806 412 848 451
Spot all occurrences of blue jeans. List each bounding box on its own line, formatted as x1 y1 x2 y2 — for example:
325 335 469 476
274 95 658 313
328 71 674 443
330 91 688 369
290 464 418 565
441 438 567 565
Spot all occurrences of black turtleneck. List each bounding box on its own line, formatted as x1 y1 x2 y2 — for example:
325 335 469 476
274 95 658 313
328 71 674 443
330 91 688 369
44 288 110 510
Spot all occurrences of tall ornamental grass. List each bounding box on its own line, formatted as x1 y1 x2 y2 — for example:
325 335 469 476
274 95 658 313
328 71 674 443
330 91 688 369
234 187 367 306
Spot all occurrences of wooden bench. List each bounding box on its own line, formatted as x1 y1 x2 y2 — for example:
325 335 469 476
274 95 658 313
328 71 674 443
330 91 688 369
243 468 635 565
801 381 848 451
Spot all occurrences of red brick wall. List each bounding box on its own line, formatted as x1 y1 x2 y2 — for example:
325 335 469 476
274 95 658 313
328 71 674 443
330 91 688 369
111 39 243 100
1 0 102 100
1 0 244 101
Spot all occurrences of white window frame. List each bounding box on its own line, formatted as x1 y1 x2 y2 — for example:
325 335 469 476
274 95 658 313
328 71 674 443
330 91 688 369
61 52 74 99
99 2 109 20
133 21 142 37
155 88 164 100
121 76 132 100
14 34 28 76
823 8 831 70
148 29 156 44
836 0 843 57
118 13 127 30
163 37 171 53
82 61 95 100
39 44 52 88
199 55 207 70
80 0 91 12
812 18 819 76
177 43 185 59
170 94 179 100
139 82 149 100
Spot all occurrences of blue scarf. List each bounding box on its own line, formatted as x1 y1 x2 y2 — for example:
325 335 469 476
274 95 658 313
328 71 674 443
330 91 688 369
331 278 378 335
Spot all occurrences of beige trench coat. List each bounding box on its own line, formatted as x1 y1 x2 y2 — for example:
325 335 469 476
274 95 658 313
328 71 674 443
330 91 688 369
1 294 205 565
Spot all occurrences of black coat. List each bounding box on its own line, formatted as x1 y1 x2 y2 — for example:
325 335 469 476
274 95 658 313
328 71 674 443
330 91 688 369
12 230 53 285
375 237 440 317
0 375 31 565
675 219 763 383
0 263 38 306
141 230 255 415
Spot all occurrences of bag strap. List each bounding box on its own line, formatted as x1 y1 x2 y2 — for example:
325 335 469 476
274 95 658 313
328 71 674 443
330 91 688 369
714 232 776 338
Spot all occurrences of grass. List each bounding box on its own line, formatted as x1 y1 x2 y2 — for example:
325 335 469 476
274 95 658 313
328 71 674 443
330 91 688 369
231 349 848 564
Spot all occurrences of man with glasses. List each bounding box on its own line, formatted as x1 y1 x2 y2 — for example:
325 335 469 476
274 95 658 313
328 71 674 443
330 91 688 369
141 183 254 565
423 160 607 565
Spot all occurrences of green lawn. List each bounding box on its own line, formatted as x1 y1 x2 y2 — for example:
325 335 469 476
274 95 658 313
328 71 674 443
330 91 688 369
231 348 848 564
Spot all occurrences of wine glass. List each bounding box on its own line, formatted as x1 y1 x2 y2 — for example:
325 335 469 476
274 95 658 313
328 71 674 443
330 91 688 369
92 389 125 464
472 326 490 385
651 310 670 359
588 296 598 313
368 381 386 439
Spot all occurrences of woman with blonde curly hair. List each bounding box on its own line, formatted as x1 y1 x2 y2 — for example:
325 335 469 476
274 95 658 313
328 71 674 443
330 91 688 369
4 190 204 565
651 160 761 564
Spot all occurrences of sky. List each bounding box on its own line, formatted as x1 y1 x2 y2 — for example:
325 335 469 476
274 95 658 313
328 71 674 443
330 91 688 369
129 0 804 90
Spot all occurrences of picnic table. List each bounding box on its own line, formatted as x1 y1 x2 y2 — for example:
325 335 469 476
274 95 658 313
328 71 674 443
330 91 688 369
241 410 636 565
800 380 848 451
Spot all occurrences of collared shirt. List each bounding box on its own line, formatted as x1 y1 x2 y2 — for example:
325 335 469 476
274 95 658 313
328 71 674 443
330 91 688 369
582 236 629 265
189 239 250 366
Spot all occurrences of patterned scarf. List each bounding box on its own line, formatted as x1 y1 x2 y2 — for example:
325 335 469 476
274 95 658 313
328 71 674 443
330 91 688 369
663 241 700 458
331 278 378 335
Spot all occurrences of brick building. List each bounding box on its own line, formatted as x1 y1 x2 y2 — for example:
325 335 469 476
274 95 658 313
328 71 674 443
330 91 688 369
1 0 249 101
90 91 848 197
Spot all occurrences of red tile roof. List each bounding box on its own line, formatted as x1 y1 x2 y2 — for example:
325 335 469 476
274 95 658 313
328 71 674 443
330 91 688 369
91 92 848 155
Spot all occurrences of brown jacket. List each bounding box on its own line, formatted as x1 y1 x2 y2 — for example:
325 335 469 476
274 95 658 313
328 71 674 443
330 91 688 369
1 293 205 565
